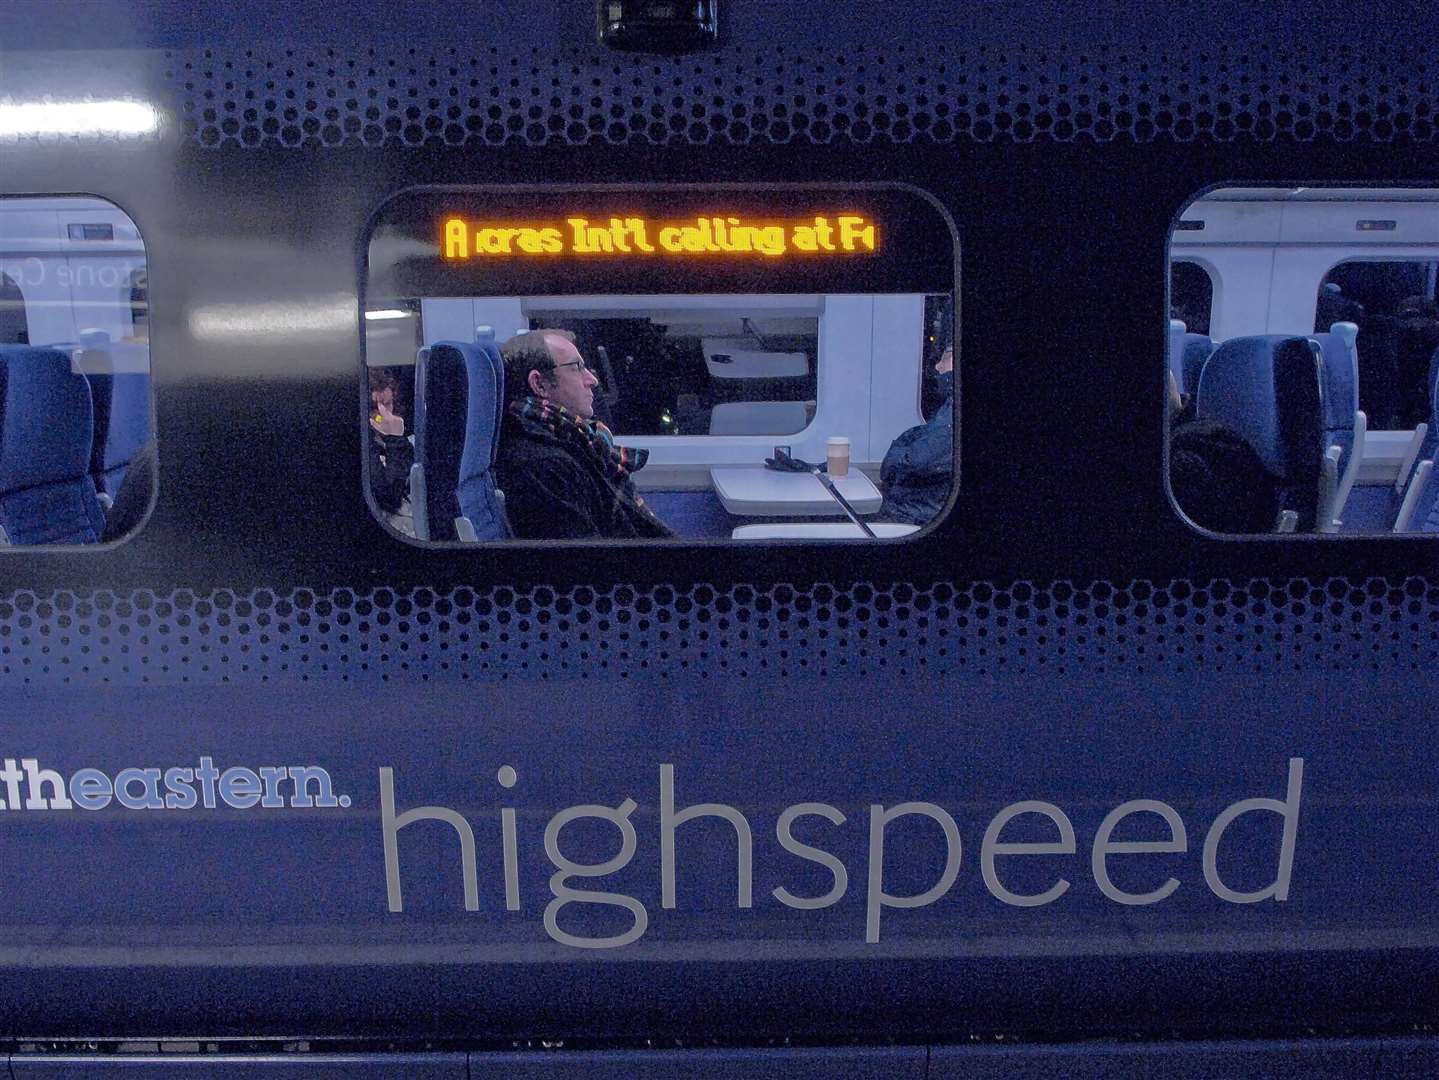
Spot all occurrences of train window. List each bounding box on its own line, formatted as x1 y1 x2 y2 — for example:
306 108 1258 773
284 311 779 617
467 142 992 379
1168 186 1439 537
128 267 149 341
0 195 154 547
1170 261 1212 336
0 272 26 344
1315 260 1439 430
363 186 957 544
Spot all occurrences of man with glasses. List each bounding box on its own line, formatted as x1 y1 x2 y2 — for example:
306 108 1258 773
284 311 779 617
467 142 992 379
495 329 675 539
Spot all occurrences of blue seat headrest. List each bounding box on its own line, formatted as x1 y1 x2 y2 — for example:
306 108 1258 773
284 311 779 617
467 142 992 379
1308 322 1360 432
414 340 508 541
1196 335 1324 483
456 340 503 482
0 345 96 491
414 345 469 542
0 345 106 544
445 340 507 541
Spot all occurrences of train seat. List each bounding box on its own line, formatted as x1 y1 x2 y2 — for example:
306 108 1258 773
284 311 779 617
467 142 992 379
1307 321 1365 528
1196 335 1327 531
1168 319 1186 388
1181 335 1217 403
0 345 107 545
1167 320 1216 404
453 339 508 541
88 371 152 499
411 339 508 542
1392 347 1439 532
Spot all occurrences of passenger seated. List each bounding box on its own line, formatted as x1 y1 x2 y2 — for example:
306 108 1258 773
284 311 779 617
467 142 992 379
1397 295 1439 424
879 344 954 525
368 367 415 537
495 329 674 540
1169 418 1281 533
1315 281 1365 333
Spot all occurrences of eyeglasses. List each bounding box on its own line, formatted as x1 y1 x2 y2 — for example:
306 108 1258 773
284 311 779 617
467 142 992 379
553 357 590 375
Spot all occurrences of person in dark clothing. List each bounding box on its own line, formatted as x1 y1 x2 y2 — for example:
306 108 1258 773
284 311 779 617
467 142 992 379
495 329 674 540
879 344 954 525
1169 418 1282 533
367 367 414 532
1314 281 1365 334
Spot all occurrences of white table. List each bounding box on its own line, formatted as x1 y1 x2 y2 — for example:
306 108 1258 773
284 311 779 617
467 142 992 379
732 523 919 540
701 337 809 380
710 466 883 516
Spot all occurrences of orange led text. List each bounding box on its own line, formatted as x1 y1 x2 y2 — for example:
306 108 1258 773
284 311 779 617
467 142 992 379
440 214 878 259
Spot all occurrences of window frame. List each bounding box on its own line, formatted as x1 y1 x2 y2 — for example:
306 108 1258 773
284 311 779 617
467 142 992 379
359 181 961 548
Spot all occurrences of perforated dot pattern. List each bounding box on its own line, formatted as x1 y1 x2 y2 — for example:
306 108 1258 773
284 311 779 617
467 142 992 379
2 578 1436 686
166 42 1439 149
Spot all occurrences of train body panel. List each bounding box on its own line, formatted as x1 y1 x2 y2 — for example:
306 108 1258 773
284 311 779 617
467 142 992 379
2 0 1439 1072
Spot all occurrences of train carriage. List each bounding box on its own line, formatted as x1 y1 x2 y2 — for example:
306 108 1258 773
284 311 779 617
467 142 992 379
2 1 1439 1075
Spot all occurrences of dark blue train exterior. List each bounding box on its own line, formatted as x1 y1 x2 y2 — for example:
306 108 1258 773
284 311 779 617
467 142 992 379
2 1 1439 1075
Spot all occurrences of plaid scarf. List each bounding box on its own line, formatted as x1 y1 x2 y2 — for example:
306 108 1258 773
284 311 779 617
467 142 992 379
509 396 672 533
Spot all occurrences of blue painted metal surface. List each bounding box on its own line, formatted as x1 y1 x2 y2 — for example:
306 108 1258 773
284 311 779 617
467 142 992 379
1 0 1438 1066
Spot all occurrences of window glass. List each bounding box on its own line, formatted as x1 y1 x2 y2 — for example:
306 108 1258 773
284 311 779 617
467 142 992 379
1170 260 1212 336
128 267 149 341
1316 260 1439 430
0 272 26 344
364 186 956 544
0 196 154 547
1167 187 1439 537
531 308 818 438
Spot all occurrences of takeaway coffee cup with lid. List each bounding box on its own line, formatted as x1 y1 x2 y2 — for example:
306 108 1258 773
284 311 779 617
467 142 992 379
826 436 851 478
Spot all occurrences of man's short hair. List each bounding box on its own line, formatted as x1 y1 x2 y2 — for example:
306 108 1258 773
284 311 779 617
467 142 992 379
368 365 399 394
500 328 575 408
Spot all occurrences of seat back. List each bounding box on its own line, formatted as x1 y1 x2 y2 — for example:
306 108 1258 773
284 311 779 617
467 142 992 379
1168 320 1217 401
1393 350 1439 532
1180 333 1217 403
450 339 508 540
412 340 508 542
1196 335 1326 530
1307 321 1363 528
412 344 468 542
0 345 106 544
1308 321 1360 447
1167 319 1187 388
88 371 153 498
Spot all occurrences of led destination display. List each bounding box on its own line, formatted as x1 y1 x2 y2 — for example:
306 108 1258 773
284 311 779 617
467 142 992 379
368 185 950 298
441 214 880 258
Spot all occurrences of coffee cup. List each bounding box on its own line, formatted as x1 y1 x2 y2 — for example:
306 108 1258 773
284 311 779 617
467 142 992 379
826 436 851 478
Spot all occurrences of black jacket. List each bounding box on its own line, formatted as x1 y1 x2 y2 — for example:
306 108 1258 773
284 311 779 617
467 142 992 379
368 430 414 515
496 425 674 540
880 380 954 525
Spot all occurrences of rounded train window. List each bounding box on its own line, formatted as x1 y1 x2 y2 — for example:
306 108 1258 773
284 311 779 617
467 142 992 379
362 185 958 546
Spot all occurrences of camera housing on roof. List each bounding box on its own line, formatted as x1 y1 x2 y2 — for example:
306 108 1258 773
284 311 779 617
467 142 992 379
597 0 720 52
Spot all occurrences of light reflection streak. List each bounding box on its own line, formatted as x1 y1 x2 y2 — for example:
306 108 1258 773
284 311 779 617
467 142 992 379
0 99 161 138
188 297 355 341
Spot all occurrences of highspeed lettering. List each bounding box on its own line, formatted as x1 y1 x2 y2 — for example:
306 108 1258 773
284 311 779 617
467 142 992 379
381 758 1306 948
